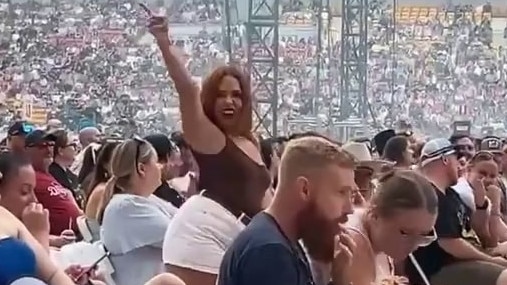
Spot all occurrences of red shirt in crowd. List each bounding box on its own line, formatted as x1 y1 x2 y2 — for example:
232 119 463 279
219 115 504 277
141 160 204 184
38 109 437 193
34 171 81 235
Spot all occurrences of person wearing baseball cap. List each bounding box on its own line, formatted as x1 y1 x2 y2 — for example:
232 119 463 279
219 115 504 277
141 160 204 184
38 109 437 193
407 138 507 285
480 136 504 165
6 121 35 153
25 129 81 240
419 138 458 168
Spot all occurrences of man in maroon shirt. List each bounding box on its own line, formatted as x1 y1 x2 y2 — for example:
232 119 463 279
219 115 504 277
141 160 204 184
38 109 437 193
25 130 82 237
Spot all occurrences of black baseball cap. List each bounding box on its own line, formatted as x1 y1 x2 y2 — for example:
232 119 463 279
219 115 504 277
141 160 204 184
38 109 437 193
144 134 178 161
480 136 503 153
8 121 35 137
25 130 58 147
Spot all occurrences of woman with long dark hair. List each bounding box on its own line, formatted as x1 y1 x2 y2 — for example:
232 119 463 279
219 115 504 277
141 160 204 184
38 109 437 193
0 152 74 285
77 143 101 191
145 7 271 285
84 142 119 222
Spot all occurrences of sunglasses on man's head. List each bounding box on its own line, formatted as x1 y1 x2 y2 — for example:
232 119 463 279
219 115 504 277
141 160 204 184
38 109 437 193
21 123 35 134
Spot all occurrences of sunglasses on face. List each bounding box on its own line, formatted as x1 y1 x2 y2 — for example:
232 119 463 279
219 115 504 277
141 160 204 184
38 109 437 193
29 141 55 149
400 228 437 247
65 141 78 148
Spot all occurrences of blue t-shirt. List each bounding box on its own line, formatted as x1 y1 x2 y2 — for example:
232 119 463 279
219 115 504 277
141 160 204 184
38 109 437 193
217 212 314 285
0 237 37 285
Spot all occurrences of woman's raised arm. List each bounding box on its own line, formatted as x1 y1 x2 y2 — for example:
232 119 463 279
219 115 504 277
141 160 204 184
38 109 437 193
146 8 225 153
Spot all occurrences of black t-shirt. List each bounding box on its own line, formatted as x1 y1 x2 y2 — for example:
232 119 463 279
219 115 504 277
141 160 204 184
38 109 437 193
217 212 314 285
406 186 472 284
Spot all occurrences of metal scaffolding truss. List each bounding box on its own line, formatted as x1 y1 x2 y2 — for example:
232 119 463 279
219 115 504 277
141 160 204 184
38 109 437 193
339 0 368 120
223 0 238 56
246 0 279 136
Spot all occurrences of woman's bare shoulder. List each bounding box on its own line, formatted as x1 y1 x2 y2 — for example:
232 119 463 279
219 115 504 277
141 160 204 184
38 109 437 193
0 206 22 237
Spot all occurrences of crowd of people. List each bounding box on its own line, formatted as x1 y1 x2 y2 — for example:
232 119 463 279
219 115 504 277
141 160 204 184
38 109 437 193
3 0 507 285
5 10 507 284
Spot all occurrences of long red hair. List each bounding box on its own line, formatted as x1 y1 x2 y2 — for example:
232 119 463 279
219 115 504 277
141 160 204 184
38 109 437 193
200 65 256 143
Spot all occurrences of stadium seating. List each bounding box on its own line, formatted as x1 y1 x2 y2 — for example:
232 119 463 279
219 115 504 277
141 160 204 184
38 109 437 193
395 6 495 25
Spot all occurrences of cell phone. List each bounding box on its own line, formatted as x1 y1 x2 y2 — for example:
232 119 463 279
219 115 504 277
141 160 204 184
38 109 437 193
138 3 151 14
73 252 110 282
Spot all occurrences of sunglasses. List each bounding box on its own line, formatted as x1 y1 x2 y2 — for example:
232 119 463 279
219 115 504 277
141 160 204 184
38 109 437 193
400 228 437 247
21 123 35 133
65 142 78 149
33 141 55 148
132 135 146 173
10 122 35 136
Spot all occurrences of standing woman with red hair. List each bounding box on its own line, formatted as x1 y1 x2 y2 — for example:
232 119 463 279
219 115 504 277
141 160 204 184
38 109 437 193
143 6 271 285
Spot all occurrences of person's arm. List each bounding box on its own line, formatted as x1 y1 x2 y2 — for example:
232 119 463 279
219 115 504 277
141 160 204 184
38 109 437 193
437 191 495 261
236 244 299 285
84 184 105 221
149 15 225 154
346 234 373 285
463 180 491 244
471 202 494 247
487 184 507 243
17 220 74 285
438 238 496 261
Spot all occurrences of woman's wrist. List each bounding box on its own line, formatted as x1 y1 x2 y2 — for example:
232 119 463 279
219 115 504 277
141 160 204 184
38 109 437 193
156 35 173 46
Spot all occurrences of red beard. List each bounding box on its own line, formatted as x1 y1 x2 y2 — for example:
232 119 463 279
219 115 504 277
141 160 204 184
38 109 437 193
298 199 341 263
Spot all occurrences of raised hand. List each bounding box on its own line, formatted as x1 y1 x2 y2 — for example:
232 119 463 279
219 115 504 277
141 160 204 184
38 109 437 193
331 230 357 285
140 3 169 41
352 190 367 207
21 202 50 236
486 183 502 206
469 177 487 205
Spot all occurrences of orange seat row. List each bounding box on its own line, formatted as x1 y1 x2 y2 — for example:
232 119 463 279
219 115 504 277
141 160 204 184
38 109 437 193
395 6 492 24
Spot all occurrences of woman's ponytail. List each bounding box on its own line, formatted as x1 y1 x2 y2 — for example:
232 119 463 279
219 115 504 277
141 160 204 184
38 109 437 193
97 176 119 224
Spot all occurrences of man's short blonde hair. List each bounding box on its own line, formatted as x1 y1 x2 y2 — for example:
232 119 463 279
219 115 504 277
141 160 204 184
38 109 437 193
279 136 356 183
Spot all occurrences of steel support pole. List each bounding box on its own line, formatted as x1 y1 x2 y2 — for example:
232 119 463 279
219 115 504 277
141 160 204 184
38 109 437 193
339 0 368 119
246 0 279 136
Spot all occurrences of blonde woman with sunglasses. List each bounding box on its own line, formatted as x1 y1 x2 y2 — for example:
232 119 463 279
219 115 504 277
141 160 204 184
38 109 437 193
99 138 175 285
313 170 438 285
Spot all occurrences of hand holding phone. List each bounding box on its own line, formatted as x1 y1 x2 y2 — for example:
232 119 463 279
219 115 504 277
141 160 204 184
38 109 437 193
138 3 152 15
139 3 169 39
72 252 110 283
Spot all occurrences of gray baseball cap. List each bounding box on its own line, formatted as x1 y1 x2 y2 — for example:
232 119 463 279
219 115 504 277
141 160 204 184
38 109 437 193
420 138 456 167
